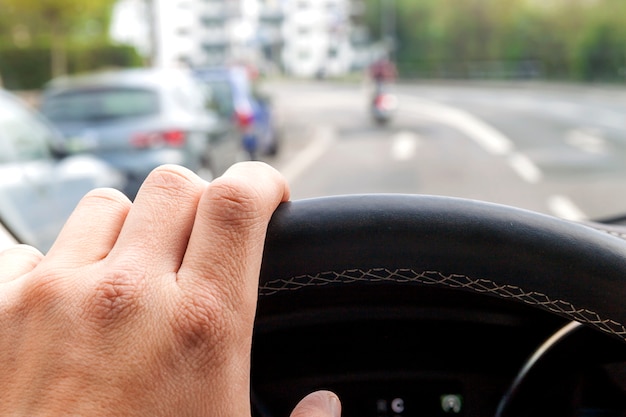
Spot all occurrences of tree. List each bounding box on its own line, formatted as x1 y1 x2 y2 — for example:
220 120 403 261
0 0 116 77
362 0 626 81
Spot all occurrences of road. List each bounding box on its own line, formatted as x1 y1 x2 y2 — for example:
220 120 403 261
262 80 626 222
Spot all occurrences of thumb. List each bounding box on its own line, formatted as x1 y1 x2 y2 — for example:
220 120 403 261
290 391 342 417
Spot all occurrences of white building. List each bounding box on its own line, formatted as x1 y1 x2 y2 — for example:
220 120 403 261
110 0 365 76
197 0 262 66
280 0 355 77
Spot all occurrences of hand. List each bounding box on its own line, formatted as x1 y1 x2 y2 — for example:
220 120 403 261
0 162 340 417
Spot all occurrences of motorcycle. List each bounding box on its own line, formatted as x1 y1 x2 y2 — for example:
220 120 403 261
370 86 398 125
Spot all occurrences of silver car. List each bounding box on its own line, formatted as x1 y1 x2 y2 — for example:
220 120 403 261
40 68 244 199
0 89 125 252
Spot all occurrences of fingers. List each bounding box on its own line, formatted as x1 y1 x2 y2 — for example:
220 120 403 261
0 245 43 283
0 162 292 417
108 165 207 275
45 188 131 266
290 391 342 417
179 162 290 305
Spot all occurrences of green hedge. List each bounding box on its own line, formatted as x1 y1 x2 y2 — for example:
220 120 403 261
0 42 143 90
0 44 50 90
364 0 626 83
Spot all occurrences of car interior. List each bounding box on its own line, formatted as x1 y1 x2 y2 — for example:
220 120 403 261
2 1 626 416
251 195 626 417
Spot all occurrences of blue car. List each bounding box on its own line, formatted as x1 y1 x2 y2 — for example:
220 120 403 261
193 66 280 159
40 68 243 199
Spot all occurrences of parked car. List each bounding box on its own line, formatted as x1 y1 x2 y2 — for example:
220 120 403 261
40 68 244 199
193 66 281 159
0 89 125 252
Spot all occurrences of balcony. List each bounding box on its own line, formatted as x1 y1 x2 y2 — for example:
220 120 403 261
200 2 240 20
201 30 229 47
257 26 283 45
201 14 226 26
260 8 284 24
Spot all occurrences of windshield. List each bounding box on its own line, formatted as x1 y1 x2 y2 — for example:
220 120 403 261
41 88 160 122
1 0 626 251
0 92 54 163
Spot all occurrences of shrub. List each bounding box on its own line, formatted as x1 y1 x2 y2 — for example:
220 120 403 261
0 41 143 90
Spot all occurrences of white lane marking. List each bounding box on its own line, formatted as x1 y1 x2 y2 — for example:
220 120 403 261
400 96 514 155
547 195 587 221
399 95 544 184
279 126 335 183
565 129 608 154
391 131 420 161
507 152 542 184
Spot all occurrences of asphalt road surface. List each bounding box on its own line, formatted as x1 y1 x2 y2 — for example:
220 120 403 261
262 80 626 222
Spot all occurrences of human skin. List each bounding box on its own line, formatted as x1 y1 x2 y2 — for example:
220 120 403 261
0 162 341 417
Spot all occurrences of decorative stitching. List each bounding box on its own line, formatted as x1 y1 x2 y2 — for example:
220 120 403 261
594 228 626 241
584 224 626 241
260 268 626 342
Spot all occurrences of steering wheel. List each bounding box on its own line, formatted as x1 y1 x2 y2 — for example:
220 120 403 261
252 195 626 417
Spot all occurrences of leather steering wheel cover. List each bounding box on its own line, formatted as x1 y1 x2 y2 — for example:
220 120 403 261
259 195 626 342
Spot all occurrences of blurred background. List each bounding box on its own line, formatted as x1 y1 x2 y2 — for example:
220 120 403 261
2 0 626 251
2 0 626 88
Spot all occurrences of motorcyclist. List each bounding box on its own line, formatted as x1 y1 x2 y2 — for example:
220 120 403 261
369 56 397 94
368 57 398 124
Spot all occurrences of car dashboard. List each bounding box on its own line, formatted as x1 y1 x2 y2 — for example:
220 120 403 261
252 283 626 417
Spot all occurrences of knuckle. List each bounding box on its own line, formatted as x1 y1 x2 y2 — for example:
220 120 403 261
82 187 130 208
204 176 261 225
173 291 233 354
0 244 43 269
80 188 130 211
0 244 43 259
77 188 131 225
84 268 144 325
143 165 202 199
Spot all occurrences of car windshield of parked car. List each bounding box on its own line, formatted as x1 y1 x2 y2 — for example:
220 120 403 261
41 88 160 122
0 92 53 163
1 0 626 250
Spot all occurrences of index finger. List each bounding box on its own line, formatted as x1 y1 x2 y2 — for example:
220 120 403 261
178 162 289 310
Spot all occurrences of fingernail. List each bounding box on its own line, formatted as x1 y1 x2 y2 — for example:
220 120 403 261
327 393 341 417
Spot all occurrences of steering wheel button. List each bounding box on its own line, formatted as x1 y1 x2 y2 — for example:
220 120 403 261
441 394 462 414
391 398 405 414
376 399 388 414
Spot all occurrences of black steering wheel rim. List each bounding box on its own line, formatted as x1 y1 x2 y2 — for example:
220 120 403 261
258 194 626 343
